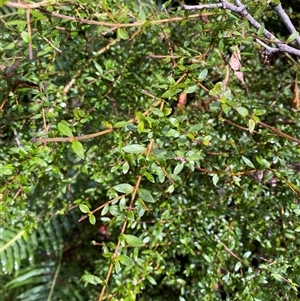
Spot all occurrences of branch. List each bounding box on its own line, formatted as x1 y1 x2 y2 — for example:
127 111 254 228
38 8 213 28
5 1 56 9
182 1 300 57
255 38 280 56
270 3 300 48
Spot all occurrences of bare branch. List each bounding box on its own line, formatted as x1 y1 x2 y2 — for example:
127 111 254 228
180 3 223 10
182 1 300 57
270 4 300 47
255 38 280 55
5 1 53 9
13 129 22 148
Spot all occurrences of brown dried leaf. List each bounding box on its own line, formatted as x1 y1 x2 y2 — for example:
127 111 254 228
229 52 241 71
234 71 245 85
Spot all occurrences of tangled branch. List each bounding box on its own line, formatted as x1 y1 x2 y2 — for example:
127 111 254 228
182 0 300 57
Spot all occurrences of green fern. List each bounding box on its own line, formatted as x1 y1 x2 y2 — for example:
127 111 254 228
0 211 90 300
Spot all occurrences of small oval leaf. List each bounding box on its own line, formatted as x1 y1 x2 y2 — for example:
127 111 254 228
123 234 144 247
138 188 155 203
248 119 256 133
21 31 31 43
72 140 85 159
113 183 134 194
188 123 203 133
198 68 208 81
212 174 219 186
286 31 299 44
185 85 198 94
58 122 73 137
122 144 146 154
117 28 129 40
242 156 255 168
174 163 184 175
236 107 249 117
79 204 90 214
117 255 134 267
89 214 96 225
114 121 132 128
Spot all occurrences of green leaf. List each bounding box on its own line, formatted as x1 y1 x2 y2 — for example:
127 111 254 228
174 163 184 175
147 275 157 285
169 117 180 128
122 144 146 154
117 255 134 267
151 108 164 117
163 108 172 116
212 174 219 186
122 234 144 247
166 185 174 193
234 261 242 272
256 156 271 168
139 8 147 21
236 107 249 117
6 20 27 26
185 150 202 161
161 88 181 98
185 85 198 93
209 82 222 96
243 251 251 258
0 164 14 176
122 161 130 174
202 135 212 146
138 188 155 203
242 156 255 168
293 209 300 216
188 123 203 133
165 129 180 138
257 25 265 36
295 226 300 232
114 121 132 128
233 176 241 186
117 28 129 40
21 31 31 43
253 109 266 116
143 170 155 183
89 214 96 225
286 31 299 44
137 121 144 133
101 205 109 216
109 205 120 216
271 273 282 281
79 204 90 214
114 260 121 273
248 119 256 133
58 121 73 137
94 61 103 74
221 103 230 115
81 274 102 285
198 69 208 81
113 183 134 194
102 252 114 259
72 140 85 159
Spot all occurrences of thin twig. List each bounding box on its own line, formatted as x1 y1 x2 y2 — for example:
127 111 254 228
38 8 213 28
26 8 33 60
257 120 300 145
13 129 22 148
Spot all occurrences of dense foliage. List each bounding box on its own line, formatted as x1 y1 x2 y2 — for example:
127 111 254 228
1 0 299 300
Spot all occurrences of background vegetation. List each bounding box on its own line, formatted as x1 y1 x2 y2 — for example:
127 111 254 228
1 0 299 300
